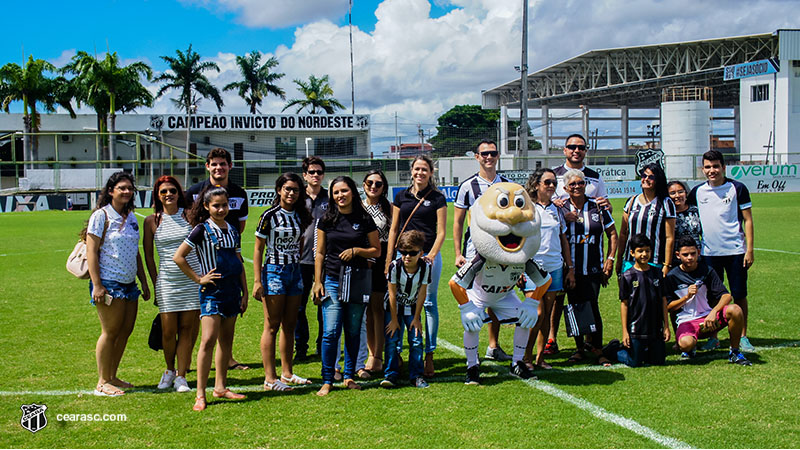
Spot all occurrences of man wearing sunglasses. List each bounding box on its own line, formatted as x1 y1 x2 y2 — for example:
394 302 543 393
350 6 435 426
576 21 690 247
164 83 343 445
453 139 513 362
296 156 329 361
552 134 611 215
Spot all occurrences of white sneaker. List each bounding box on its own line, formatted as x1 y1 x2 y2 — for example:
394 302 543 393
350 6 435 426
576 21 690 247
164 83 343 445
158 370 176 389
173 375 191 393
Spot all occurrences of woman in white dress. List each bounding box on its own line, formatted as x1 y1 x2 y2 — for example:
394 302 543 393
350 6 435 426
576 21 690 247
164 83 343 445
144 175 201 393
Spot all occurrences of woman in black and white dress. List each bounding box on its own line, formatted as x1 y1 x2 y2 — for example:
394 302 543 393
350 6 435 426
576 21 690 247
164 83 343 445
144 175 200 393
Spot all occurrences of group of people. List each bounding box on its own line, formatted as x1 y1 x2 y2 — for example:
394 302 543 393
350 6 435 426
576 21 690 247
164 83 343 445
83 134 756 408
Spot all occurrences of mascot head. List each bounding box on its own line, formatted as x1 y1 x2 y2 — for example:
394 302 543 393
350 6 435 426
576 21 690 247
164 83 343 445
470 182 541 264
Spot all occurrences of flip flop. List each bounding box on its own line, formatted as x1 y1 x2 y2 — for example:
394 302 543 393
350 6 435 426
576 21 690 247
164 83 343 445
333 369 343 382
94 383 124 397
192 397 206 411
343 379 362 390
212 388 245 399
357 369 372 380
281 374 311 385
264 380 293 391
111 378 134 389
228 363 250 370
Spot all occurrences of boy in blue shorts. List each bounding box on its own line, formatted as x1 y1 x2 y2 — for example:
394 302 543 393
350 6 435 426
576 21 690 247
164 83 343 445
381 231 431 388
617 234 670 367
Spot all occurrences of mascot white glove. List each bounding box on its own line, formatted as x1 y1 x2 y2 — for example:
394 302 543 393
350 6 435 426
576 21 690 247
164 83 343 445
459 301 487 332
517 299 540 329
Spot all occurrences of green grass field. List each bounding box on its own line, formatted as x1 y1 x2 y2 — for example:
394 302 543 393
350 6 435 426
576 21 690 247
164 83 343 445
1 193 799 448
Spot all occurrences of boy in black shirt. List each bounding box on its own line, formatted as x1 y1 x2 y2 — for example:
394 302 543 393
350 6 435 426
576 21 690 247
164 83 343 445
617 234 670 367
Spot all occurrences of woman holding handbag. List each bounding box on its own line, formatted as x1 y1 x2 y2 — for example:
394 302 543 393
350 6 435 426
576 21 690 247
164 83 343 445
143 175 199 393
86 172 151 397
561 169 618 366
385 155 447 378
313 176 380 396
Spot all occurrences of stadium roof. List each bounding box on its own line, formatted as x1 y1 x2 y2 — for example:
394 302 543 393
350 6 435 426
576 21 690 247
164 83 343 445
482 31 786 109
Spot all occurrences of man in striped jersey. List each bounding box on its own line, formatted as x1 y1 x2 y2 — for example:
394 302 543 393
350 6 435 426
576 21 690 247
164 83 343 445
553 134 611 213
453 139 512 362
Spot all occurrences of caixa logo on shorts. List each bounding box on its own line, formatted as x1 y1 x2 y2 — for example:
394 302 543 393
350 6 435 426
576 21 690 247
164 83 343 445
20 404 48 433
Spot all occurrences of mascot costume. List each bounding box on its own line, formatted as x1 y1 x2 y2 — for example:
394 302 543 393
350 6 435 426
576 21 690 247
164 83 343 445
449 182 551 382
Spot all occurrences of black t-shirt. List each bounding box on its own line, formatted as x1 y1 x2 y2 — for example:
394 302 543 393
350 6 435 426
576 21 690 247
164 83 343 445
185 179 249 231
319 212 377 277
392 185 447 253
664 261 728 324
301 188 329 265
618 267 664 339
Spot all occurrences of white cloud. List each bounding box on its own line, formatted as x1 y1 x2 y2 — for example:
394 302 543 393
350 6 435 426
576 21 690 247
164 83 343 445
48 49 76 68
183 0 349 28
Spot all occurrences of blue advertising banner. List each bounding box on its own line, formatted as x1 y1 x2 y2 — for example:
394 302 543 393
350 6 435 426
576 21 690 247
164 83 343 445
391 186 459 203
723 58 779 81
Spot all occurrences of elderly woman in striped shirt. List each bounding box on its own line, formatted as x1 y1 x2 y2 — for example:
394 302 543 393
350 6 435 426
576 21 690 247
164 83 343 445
253 173 313 391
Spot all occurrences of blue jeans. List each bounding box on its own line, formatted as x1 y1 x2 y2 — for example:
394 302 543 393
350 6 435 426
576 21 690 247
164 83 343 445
384 306 424 381
320 275 366 384
422 252 442 354
616 337 666 367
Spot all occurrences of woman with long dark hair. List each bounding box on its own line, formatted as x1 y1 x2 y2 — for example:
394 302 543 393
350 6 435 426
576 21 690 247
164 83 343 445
86 171 151 396
615 163 676 278
361 169 391 376
144 175 199 393
313 176 381 396
253 172 313 391
385 154 447 378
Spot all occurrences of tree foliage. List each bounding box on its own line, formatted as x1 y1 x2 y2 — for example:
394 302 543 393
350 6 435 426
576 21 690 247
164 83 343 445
429 104 540 157
224 51 285 114
282 74 344 114
154 44 223 112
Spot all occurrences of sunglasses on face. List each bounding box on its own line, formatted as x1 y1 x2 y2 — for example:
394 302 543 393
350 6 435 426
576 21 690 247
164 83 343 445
479 150 499 158
159 188 178 195
306 170 324 176
365 180 384 188
540 179 557 186
565 144 587 151
398 249 420 256
568 180 586 188
641 174 656 181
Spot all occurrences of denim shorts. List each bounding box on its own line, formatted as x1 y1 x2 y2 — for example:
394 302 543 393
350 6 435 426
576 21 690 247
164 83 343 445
89 279 141 305
199 279 242 318
262 263 303 296
522 267 563 292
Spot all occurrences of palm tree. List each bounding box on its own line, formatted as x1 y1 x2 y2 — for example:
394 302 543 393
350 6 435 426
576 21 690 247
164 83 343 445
0 56 76 168
64 51 153 162
224 51 285 114
154 44 223 183
282 74 345 114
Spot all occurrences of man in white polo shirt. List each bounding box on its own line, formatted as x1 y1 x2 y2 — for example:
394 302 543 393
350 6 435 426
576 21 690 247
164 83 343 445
688 150 755 352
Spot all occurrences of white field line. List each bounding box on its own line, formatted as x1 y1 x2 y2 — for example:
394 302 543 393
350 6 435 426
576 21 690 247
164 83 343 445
754 247 800 256
0 249 68 257
437 339 694 449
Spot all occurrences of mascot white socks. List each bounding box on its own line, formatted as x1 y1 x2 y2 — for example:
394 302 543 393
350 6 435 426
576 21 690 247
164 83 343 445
449 182 551 383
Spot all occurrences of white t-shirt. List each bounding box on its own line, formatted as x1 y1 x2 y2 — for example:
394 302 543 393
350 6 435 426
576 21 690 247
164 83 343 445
534 203 567 272
87 205 140 283
453 254 550 304
688 179 752 256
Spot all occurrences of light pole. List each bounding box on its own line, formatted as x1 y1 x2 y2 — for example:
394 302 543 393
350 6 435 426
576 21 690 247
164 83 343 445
305 137 312 158
185 103 197 186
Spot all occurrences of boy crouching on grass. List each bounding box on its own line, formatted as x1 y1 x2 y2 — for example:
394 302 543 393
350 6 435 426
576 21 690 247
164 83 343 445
664 235 752 366
381 231 431 389
617 234 670 367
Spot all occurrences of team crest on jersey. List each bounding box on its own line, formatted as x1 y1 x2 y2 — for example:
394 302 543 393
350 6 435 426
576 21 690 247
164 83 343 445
591 213 599 222
632 280 639 288
654 279 660 286
722 195 732 205
423 200 431 207
228 197 244 210
352 223 361 231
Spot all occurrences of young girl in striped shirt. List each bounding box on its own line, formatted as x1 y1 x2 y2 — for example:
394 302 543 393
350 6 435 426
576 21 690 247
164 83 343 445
253 173 312 391
174 186 248 411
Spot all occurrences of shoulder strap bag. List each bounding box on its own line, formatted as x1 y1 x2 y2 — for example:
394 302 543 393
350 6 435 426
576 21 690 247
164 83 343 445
67 209 109 279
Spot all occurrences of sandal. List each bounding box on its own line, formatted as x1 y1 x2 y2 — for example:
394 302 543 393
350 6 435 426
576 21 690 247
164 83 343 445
567 351 584 363
535 361 553 370
111 378 134 389
264 380 293 391
212 388 246 399
597 356 613 367
281 374 311 385
228 362 250 370
192 396 207 411
522 359 535 370
357 369 372 380
94 383 124 397
333 369 343 382
543 339 559 355
343 379 362 390
366 356 383 372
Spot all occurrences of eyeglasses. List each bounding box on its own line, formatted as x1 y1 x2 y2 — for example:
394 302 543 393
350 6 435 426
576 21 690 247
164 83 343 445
398 249 420 256
541 179 557 186
641 174 656 181
159 188 178 195
306 170 324 176
479 150 499 158
565 144 587 151
283 186 300 193
115 185 134 192
365 180 384 188
568 180 586 188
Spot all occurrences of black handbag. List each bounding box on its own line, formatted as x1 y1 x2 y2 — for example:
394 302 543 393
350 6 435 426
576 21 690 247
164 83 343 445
338 265 372 304
564 302 597 337
148 314 163 351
